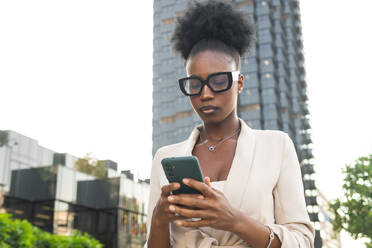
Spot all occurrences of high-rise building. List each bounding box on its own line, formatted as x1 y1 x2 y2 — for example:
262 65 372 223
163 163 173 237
152 0 321 246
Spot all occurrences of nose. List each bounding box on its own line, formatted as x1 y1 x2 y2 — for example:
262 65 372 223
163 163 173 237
200 84 214 101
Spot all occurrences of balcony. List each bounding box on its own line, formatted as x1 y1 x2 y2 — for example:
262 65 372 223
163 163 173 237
301 133 312 145
302 147 314 159
303 179 316 190
301 163 314 175
309 213 319 222
292 102 301 113
303 118 311 129
299 84 308 101
305 196 318 206
302 102 310 115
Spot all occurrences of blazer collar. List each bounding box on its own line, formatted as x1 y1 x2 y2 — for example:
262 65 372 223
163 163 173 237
183 118 257 210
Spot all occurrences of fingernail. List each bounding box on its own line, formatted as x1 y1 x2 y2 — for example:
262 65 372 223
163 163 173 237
175 220 183 226
183 178 189 184
197 195 204 199
169 205 175 211
168 196 174 201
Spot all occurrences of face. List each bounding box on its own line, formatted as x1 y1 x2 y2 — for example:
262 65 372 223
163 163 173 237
185 50 244 124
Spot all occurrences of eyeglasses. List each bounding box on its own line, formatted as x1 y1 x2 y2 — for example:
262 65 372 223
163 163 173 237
178 71 240 96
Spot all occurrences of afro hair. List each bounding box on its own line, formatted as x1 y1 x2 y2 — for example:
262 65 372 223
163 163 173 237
171 0 256 61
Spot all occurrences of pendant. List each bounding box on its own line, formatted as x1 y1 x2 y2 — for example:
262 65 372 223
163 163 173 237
208 146 215 152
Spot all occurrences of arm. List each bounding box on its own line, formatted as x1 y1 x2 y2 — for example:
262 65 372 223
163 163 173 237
145 151 200 248
264 133 315 247
145 150 172 248
230 212 281 247
147 186 173 248
168 179 281 248
231 133 315 247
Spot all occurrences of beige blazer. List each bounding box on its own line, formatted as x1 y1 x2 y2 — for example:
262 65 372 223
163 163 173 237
145 119 315 248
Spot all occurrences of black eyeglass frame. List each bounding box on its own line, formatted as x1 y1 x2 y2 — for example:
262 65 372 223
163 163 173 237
178 71 240 96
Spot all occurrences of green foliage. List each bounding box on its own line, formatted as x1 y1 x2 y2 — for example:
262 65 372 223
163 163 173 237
329 154 372 247
0 213 103 248
74 154 107 179
0 131 9 147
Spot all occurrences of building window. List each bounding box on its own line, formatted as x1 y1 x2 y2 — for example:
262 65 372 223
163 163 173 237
238 103 260 112
265 73 271 79
175 12 184 17
264 60 270 65
236 0 253 7
162 18 174 25
160 110 193 124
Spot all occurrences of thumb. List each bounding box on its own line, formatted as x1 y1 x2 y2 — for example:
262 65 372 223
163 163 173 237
204 176 211 187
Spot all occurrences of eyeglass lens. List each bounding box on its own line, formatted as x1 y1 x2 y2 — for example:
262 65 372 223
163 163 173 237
183 73 229 95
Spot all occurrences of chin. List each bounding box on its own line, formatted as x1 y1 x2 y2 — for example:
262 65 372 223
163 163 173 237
201 109 237 125
198 112 226 124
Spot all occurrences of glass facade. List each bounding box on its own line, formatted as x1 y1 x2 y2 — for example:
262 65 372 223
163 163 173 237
153 0 321 246
0 130 75 193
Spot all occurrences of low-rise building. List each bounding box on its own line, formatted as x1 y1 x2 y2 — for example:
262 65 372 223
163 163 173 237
0 130 149 247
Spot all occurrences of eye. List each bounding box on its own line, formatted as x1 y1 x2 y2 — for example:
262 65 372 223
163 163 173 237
212 80 227 85
210 74 228 85
189 79 201 89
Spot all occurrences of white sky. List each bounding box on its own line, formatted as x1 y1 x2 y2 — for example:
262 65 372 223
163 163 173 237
0 1 371 246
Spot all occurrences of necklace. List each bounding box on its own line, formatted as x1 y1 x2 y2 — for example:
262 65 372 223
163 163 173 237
199 127 241 152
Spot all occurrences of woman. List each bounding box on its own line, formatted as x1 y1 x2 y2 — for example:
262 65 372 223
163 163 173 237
146 1 315 247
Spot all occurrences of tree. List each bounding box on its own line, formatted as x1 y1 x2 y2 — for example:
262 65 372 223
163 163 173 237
329 154 372 248
74 153 107 179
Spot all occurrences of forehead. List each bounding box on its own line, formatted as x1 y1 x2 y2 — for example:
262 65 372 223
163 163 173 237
186 51 235 77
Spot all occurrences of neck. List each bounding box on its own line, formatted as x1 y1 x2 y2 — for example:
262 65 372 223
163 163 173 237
202 111 240 141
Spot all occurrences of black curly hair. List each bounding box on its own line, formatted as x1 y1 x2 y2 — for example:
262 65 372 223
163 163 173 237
171 0 256 69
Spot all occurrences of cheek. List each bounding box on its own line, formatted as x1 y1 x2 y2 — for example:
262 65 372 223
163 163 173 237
221 88 238 107
189 97 199 110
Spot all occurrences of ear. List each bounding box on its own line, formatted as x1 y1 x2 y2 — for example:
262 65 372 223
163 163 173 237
237 74 244 94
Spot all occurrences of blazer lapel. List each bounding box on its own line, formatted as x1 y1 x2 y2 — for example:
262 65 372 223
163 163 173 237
184 124 202 156
175 119 257 210
159 126 201 186
224 119 257 210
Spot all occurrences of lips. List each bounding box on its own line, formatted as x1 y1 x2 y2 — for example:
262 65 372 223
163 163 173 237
199 105 218 114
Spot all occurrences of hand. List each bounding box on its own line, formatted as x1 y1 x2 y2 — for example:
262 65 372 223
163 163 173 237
167 178 239 231
152 182 205 227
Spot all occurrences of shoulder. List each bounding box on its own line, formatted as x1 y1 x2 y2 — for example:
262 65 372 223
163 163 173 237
241 118 289 144
155 140 187 157
253 129 289 144
153 139 188 161
150 139 190 185
249 128 292 156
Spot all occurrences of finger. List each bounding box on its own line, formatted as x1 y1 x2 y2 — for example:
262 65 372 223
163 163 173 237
168 195 209 209
161 183 180 196
168 204 216 219
175 193 205 200
176 219 215 228
204 177 211 187
168 214 189 222
182 178 215 198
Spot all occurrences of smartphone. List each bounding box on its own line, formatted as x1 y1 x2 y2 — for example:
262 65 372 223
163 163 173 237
161 156 204 195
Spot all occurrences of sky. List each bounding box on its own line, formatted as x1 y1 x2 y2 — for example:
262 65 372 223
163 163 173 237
0 0 371 246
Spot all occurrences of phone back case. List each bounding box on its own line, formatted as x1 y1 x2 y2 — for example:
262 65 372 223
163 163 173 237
161 156 204 195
